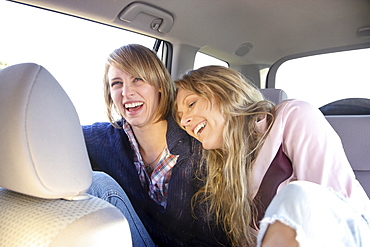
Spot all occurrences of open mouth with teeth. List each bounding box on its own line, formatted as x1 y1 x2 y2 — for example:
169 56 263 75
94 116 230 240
125 102 143 112
194 122 207 136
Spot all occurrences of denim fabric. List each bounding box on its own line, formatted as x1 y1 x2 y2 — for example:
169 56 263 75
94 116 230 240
87 171 155 247
257 181 370 247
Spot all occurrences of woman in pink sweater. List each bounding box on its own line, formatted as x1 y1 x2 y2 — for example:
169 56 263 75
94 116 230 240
175 65 370 247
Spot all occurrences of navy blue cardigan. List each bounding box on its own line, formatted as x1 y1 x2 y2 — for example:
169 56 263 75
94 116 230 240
83 116 229 246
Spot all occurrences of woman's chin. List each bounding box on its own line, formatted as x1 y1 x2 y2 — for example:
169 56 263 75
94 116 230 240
201 141 222 150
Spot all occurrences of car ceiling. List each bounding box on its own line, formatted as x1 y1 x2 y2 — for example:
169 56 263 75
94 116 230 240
11 0 370 67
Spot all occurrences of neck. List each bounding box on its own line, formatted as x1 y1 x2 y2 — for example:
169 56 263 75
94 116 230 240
132 119 168 164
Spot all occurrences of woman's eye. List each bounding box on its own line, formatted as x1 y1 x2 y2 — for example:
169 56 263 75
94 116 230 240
189 101 197 108
110 81 122 87
133 78 142 82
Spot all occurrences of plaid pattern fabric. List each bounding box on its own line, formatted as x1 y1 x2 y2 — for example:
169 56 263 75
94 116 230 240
123 120 178 208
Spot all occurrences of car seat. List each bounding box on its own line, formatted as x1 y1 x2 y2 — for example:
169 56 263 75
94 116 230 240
260 88 288 104
0 63 132 246
322 99 370 197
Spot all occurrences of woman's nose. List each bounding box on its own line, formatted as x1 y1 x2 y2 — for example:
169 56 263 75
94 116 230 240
121 84 134 97
180 114 192 128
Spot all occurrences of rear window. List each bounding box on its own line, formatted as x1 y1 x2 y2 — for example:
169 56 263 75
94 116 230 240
275 48 370 108
194 52 228 69
1 1 156 124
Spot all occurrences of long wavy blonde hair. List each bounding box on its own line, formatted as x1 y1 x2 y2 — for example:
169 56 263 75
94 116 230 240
174 66 275 246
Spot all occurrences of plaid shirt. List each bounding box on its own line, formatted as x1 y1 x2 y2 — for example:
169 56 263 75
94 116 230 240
123 120 178 208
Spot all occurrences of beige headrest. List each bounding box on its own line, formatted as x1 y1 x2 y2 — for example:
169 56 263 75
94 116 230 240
0 63 92 199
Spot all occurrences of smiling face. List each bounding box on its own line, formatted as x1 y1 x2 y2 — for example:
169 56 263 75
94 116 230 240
176 87 226 150
108 66 161 128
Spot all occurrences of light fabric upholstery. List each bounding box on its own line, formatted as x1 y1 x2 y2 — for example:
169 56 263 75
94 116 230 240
0 63 131 246
260 88 288 105
0 189 131 247
325 115 370 197
0 63 91 198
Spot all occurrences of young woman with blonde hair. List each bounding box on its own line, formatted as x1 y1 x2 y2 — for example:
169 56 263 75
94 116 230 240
175 65 370 247
85 45 234 246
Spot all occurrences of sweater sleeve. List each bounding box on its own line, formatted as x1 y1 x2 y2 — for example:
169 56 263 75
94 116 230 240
279 100 370 215
82 122 128 171
280 100 356 195
82 123 106 171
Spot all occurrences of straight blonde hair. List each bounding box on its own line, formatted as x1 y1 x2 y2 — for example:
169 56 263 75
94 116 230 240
103 44 175 127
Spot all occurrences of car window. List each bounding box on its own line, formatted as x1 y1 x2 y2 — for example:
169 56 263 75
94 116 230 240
0 1 156 124
275 48 370 108
194 52 228 69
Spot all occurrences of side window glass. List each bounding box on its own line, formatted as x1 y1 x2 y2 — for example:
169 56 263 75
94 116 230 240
275 48 370 108
154 40 172 73
260 68 269 89
0 1 156 124
194 52 228 69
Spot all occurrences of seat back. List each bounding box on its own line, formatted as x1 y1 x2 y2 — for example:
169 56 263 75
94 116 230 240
260 88 288 105
325 115 370 197
0 63 131 246
321 98 370 197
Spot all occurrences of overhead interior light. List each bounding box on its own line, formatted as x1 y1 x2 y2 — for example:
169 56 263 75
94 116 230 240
234 42 253 57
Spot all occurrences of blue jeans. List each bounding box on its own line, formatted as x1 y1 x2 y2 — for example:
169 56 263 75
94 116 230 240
87 171 155 247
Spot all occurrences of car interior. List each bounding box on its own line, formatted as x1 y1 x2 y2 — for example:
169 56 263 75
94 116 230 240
0 63 132 246
1 0 370 245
